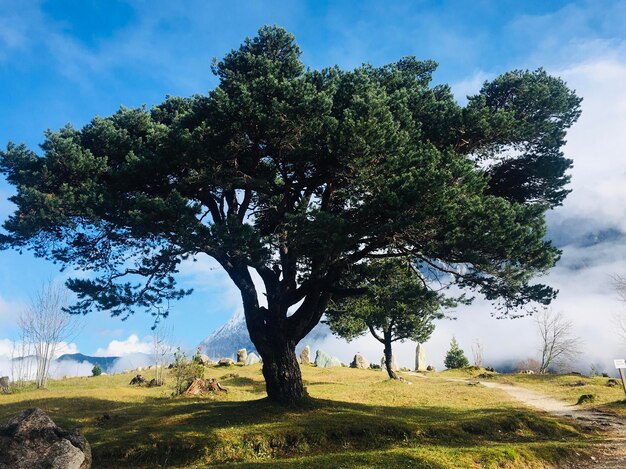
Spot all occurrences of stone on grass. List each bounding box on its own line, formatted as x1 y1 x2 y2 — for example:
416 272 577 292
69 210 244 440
236 349 247 363
350 354 369 369
315 350 342 368
380 355 397 371
197 354 213 366
218 358 235 366
300 345 311 364
0 408 91 469
415 343 427 371
245 352 261 365
0 376 9 394
129 374 145 385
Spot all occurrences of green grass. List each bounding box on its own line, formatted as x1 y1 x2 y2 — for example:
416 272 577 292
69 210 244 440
0 365 602 468
440 367 626 417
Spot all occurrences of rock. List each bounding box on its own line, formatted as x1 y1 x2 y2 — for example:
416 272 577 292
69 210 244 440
606 379 620 387
218 358 235 366
194 354 212 366
426 365 436 372
129 374 145 385
0 408 91 469
0 377 9 394
415 343 427 371
380 355 397 371
350 354 369 369
518 370 534 375
329 357 343 367
314 350 342 368
300 345 311 364
183 378 227 396
146 378 161 387
245 352 260 365
576 394 596 405
236 348 247 363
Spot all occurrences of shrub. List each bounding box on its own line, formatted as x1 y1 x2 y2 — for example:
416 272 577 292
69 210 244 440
171 348 205 396
444 336 469 369
91 363 102 377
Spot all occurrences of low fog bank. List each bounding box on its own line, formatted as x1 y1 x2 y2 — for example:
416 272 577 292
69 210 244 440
0 352 162 380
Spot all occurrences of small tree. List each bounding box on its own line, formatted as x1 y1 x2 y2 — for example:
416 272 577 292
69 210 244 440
10 335 34 390
444 337 469 369
17 282 80 388
170 348 204 396
536 309 581 373
91 363 102 377
326 259 450 379
152 323 174 385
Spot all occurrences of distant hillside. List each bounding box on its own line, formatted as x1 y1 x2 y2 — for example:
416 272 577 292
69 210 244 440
57 353 120 372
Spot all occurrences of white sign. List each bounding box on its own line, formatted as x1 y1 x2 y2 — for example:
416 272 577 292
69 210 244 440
615 359 626 369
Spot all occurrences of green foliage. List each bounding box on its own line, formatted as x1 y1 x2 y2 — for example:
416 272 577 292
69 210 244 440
326 258 453 344
0 26 582 400
444 337 470 369
170 348 203 396
91 363 102 377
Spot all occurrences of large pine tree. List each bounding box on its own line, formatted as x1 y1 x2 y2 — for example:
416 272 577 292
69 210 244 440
0 27 581 404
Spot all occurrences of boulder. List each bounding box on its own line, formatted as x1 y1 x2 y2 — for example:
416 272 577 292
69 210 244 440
129 374 145 385
329 357 343 367
245 352 261 365
195 354 212 366
315 350 342 368
380 355 397 371
426 365 436 372
350 354 369 369
0 376 9 394
415 343 427 371
218 358 235 367
0 408 91 469
236 348 247 363
300 345 311 364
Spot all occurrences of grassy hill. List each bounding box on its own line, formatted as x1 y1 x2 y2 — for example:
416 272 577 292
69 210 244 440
1 365 624 468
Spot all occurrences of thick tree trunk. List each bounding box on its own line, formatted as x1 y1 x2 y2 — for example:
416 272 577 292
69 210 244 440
223 260 330 405
257 339 306 405
383 332 398 380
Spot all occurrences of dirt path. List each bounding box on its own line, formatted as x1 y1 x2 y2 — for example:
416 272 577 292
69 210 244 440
475 380 626 467
405 372 626 468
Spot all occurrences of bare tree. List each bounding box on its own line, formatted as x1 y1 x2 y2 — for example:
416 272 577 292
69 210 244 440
10 335 34 390
471 339 484 368
152 323 174 386
18 282 79 388
612 274 626 343
535 309 581 374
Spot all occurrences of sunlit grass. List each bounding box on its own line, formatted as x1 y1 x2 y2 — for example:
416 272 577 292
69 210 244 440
439 367 626 417
0 364 601 468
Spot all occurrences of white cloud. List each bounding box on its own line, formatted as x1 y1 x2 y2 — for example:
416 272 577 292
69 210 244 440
0 338 78 359
94 334 152 357
450 70 494 104
108 353 156 374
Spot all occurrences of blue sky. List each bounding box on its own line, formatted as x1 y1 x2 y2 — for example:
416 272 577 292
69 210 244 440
1 1 626 366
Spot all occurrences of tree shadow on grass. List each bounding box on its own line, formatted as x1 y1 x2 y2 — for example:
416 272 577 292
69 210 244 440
0 395 583 468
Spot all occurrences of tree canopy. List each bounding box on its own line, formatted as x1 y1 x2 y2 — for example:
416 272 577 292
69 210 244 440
325 258 452 378
0 26 581 403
